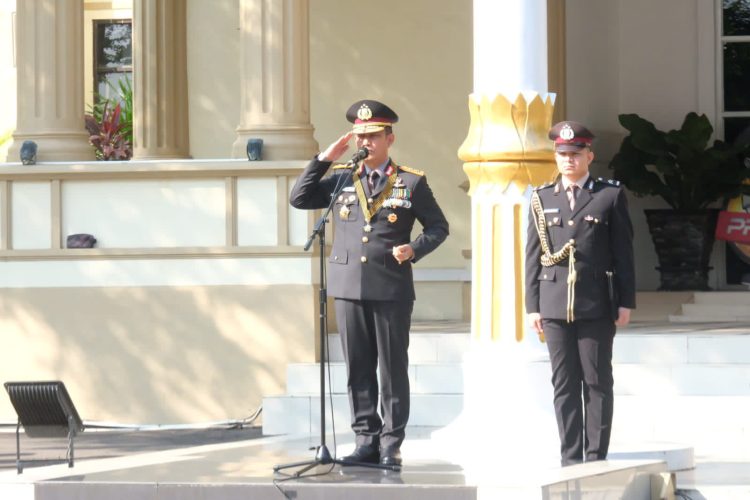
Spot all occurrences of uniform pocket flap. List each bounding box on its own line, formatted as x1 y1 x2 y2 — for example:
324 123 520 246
329 251 348 264
537 267 556 281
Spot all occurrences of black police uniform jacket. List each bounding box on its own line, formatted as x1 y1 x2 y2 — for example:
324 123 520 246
525 177 636 320
290 157 449 301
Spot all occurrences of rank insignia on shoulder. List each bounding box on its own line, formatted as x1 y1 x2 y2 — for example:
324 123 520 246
596 177 621 186
534 182 554 191
399 165 425 176
332 164 350 170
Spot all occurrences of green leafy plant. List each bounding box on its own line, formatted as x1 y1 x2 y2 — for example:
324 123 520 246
609 112 750 210
84 77 133 160
84 102 132 160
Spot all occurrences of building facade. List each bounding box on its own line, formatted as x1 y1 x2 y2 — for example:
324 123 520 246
0 0 748 423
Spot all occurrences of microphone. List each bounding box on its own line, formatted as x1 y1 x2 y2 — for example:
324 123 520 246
344 148 369 167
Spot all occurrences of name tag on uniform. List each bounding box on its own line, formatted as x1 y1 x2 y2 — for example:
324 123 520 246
543 208 560 214
342 186 355 192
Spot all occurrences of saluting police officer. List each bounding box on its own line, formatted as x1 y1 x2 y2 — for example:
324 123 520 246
290 99 449 467
525 121 636 466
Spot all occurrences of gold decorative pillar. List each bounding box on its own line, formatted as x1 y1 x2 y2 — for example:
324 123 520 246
433 1 564 473
459 93 558 342
9 0 94 162
132 0 190 159
231 0 318 160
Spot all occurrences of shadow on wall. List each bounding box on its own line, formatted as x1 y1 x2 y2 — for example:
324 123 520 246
0 284 313 425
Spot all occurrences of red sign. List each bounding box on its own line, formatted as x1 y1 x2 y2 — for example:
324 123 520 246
716 210 750 244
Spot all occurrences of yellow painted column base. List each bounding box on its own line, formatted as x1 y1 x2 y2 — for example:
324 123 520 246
460 92 558 342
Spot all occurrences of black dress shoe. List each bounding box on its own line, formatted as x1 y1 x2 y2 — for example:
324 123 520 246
379 447 402 466
341 445 379 465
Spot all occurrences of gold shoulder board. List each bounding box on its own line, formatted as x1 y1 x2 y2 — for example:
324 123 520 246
332 164 350 170
398 165 425 176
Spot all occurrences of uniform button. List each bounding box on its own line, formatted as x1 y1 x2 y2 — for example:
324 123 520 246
568 220 574 226
367 198 374 204
361 256 367 263
362 236 369 243
543 274 548 279
333 256 338 260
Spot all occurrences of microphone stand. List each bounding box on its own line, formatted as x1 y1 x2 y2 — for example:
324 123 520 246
274 160 399 476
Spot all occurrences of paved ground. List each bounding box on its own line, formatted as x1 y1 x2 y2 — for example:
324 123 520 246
0 425 262 471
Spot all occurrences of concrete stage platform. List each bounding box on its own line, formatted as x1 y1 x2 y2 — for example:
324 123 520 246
0 427 683 500
0 428 680 500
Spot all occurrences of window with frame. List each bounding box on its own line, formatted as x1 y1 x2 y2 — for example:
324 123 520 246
721 0 750 145
93 19 132 104
721 0 750 285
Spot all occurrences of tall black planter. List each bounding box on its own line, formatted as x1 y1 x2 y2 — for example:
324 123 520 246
644 209 719 291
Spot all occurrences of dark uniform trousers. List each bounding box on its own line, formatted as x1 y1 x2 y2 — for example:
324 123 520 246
525 177 635 466
290 157 448 452
543 317 615 465
336 298 413 449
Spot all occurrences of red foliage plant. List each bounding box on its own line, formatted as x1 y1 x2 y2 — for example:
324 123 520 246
84 102 132 160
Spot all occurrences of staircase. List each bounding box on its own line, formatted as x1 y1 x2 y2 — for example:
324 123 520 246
262 321 750 457
670 291 750 322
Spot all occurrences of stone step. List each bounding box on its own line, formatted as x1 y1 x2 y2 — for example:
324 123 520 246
265 330 750 443
285 360 750 396
325 333 469 364
326 331 750 365
263 393 750 449
669 313 750 323
676 303 750 320
693 291 750 305
262 393 464 436
286 362 468 395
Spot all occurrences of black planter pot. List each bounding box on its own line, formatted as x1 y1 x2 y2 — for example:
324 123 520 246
644 209 719 291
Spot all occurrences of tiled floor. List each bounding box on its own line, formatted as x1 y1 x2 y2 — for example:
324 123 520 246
0 424 747 499
0 427 680 499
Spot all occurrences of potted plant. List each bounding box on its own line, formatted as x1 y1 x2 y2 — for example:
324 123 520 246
84 78 133 160
609 112 750 290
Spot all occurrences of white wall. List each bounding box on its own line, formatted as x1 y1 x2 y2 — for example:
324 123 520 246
565 0 722 290
63 179 226 247
11 182 52 249
185 0 474 272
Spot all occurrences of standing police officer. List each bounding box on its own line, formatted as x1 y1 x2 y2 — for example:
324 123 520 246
290 99 449 467
525 121 635 466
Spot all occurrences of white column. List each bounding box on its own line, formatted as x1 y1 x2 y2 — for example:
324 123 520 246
231 0 318 160
9 0 94 162
474 0 548 95
132 0 190 159
434 0 560 475
462 0 557 344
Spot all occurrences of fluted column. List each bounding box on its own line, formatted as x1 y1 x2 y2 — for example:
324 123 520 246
9 0 94 162
231 0 318 160
433 0 561 474
132 0 190 159
460 0 559 343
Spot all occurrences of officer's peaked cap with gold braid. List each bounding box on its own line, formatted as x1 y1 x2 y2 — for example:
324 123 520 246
346 99 399 134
